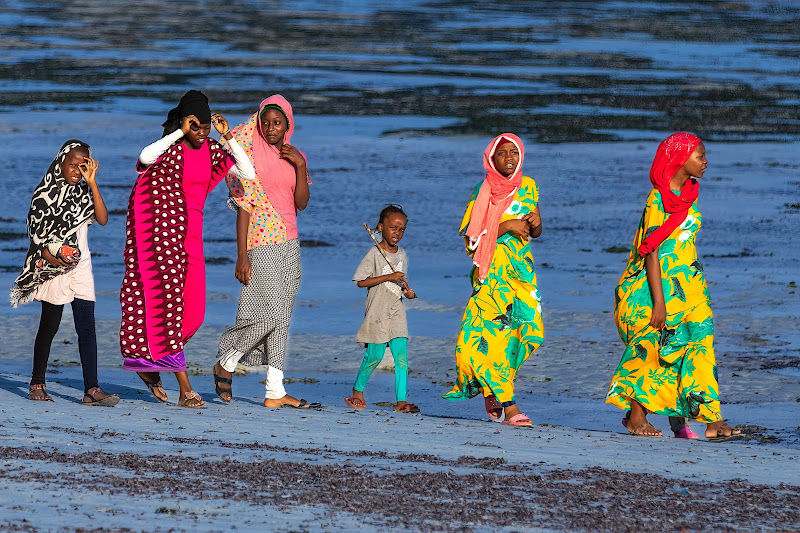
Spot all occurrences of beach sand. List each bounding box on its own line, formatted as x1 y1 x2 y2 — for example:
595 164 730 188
2 0 800 530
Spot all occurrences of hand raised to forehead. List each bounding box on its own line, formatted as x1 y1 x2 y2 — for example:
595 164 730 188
211 113 229 135
180 114 199 134
79 156 99 183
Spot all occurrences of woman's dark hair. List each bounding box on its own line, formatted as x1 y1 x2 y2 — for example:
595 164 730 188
377 204 407 227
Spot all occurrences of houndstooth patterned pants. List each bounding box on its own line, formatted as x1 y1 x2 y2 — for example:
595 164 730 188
217 240 301 381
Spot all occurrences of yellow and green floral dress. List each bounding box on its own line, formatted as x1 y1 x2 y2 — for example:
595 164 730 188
443 176 544 404
606 189 720 423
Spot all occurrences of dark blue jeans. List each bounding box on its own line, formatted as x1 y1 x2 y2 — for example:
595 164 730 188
32 299 98 392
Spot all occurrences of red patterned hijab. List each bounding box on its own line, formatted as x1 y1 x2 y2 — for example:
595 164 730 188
638 132 701 256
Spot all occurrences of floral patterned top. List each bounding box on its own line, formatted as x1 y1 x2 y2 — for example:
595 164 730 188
226 175 289 249
616 188 708 318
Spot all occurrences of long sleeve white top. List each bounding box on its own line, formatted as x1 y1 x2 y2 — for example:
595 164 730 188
138 129 255 180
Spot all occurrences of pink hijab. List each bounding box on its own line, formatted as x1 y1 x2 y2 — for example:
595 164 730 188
229 95 309 240
638 132 701 256
465 133 524 282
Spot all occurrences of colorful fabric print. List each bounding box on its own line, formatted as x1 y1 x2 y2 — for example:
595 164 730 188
606 188 721 423
120 139 233 366
11 140 94 307
443 176 544 404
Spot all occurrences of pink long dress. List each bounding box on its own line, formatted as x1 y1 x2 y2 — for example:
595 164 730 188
120 139 233 372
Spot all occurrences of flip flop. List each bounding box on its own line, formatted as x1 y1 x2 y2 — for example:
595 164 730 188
137 373 167 403
344 397 366 409
484 395 503 420
394 402 420 413
280 399 322 409
502 413 533 427
82 387 120 407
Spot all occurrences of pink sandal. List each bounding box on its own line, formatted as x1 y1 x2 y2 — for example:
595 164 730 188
502 413 533 427
674 427 700 439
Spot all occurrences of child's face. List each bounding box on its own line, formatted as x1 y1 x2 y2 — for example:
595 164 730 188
62 149 89 186
681 143 707 179
185 119 211 149
260 109 288 146
493 141 520 177
378 212 407 248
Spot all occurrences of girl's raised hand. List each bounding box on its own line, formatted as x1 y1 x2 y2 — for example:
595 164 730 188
79 156 99 185
180 115 199 135
211 113 230 136
279 144 306 169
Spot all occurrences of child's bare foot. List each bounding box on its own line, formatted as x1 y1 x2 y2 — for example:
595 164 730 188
706 420 741 440
394 401 419 413
344 389 366 409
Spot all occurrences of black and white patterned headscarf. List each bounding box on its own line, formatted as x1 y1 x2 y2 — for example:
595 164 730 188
10 140 95 307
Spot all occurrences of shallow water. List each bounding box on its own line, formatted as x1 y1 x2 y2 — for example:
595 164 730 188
0 1 798 387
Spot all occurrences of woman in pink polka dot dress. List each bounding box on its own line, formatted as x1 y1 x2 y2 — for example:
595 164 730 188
119 90 255 408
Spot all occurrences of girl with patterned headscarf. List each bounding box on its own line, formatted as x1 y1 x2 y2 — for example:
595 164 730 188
10 140 118 405
119 90 255 408
442 133 544 427
606 133 741 441
213 94 318 409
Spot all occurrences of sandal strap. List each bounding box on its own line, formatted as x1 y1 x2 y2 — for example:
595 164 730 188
184 390 202 401
214 374 233 385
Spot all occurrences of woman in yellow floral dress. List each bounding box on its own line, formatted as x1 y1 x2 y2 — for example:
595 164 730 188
443 133 543 427
606 132 740 440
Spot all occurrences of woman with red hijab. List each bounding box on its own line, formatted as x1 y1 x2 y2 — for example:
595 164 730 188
443 133 544 426
606 133 741 441
213 95 319 409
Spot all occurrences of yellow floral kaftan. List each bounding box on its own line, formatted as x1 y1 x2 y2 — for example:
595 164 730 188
606 189 720 423
443 176 544 405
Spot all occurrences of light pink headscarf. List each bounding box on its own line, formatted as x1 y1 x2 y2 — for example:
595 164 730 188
229 95 309 240
465 133 524 282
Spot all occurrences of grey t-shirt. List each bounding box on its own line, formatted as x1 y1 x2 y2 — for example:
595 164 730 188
353 246 409 344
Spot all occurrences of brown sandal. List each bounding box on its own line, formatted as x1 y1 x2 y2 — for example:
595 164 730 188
628 421 662 437
29 383 53 402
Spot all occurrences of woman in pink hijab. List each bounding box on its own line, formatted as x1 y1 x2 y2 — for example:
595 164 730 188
213 95 319 409
443 134 544 427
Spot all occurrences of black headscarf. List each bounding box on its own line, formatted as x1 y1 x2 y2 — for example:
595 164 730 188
161 90 212 137
11 140 95 307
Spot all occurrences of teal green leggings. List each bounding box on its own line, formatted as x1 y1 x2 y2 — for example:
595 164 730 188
353 337 408 402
